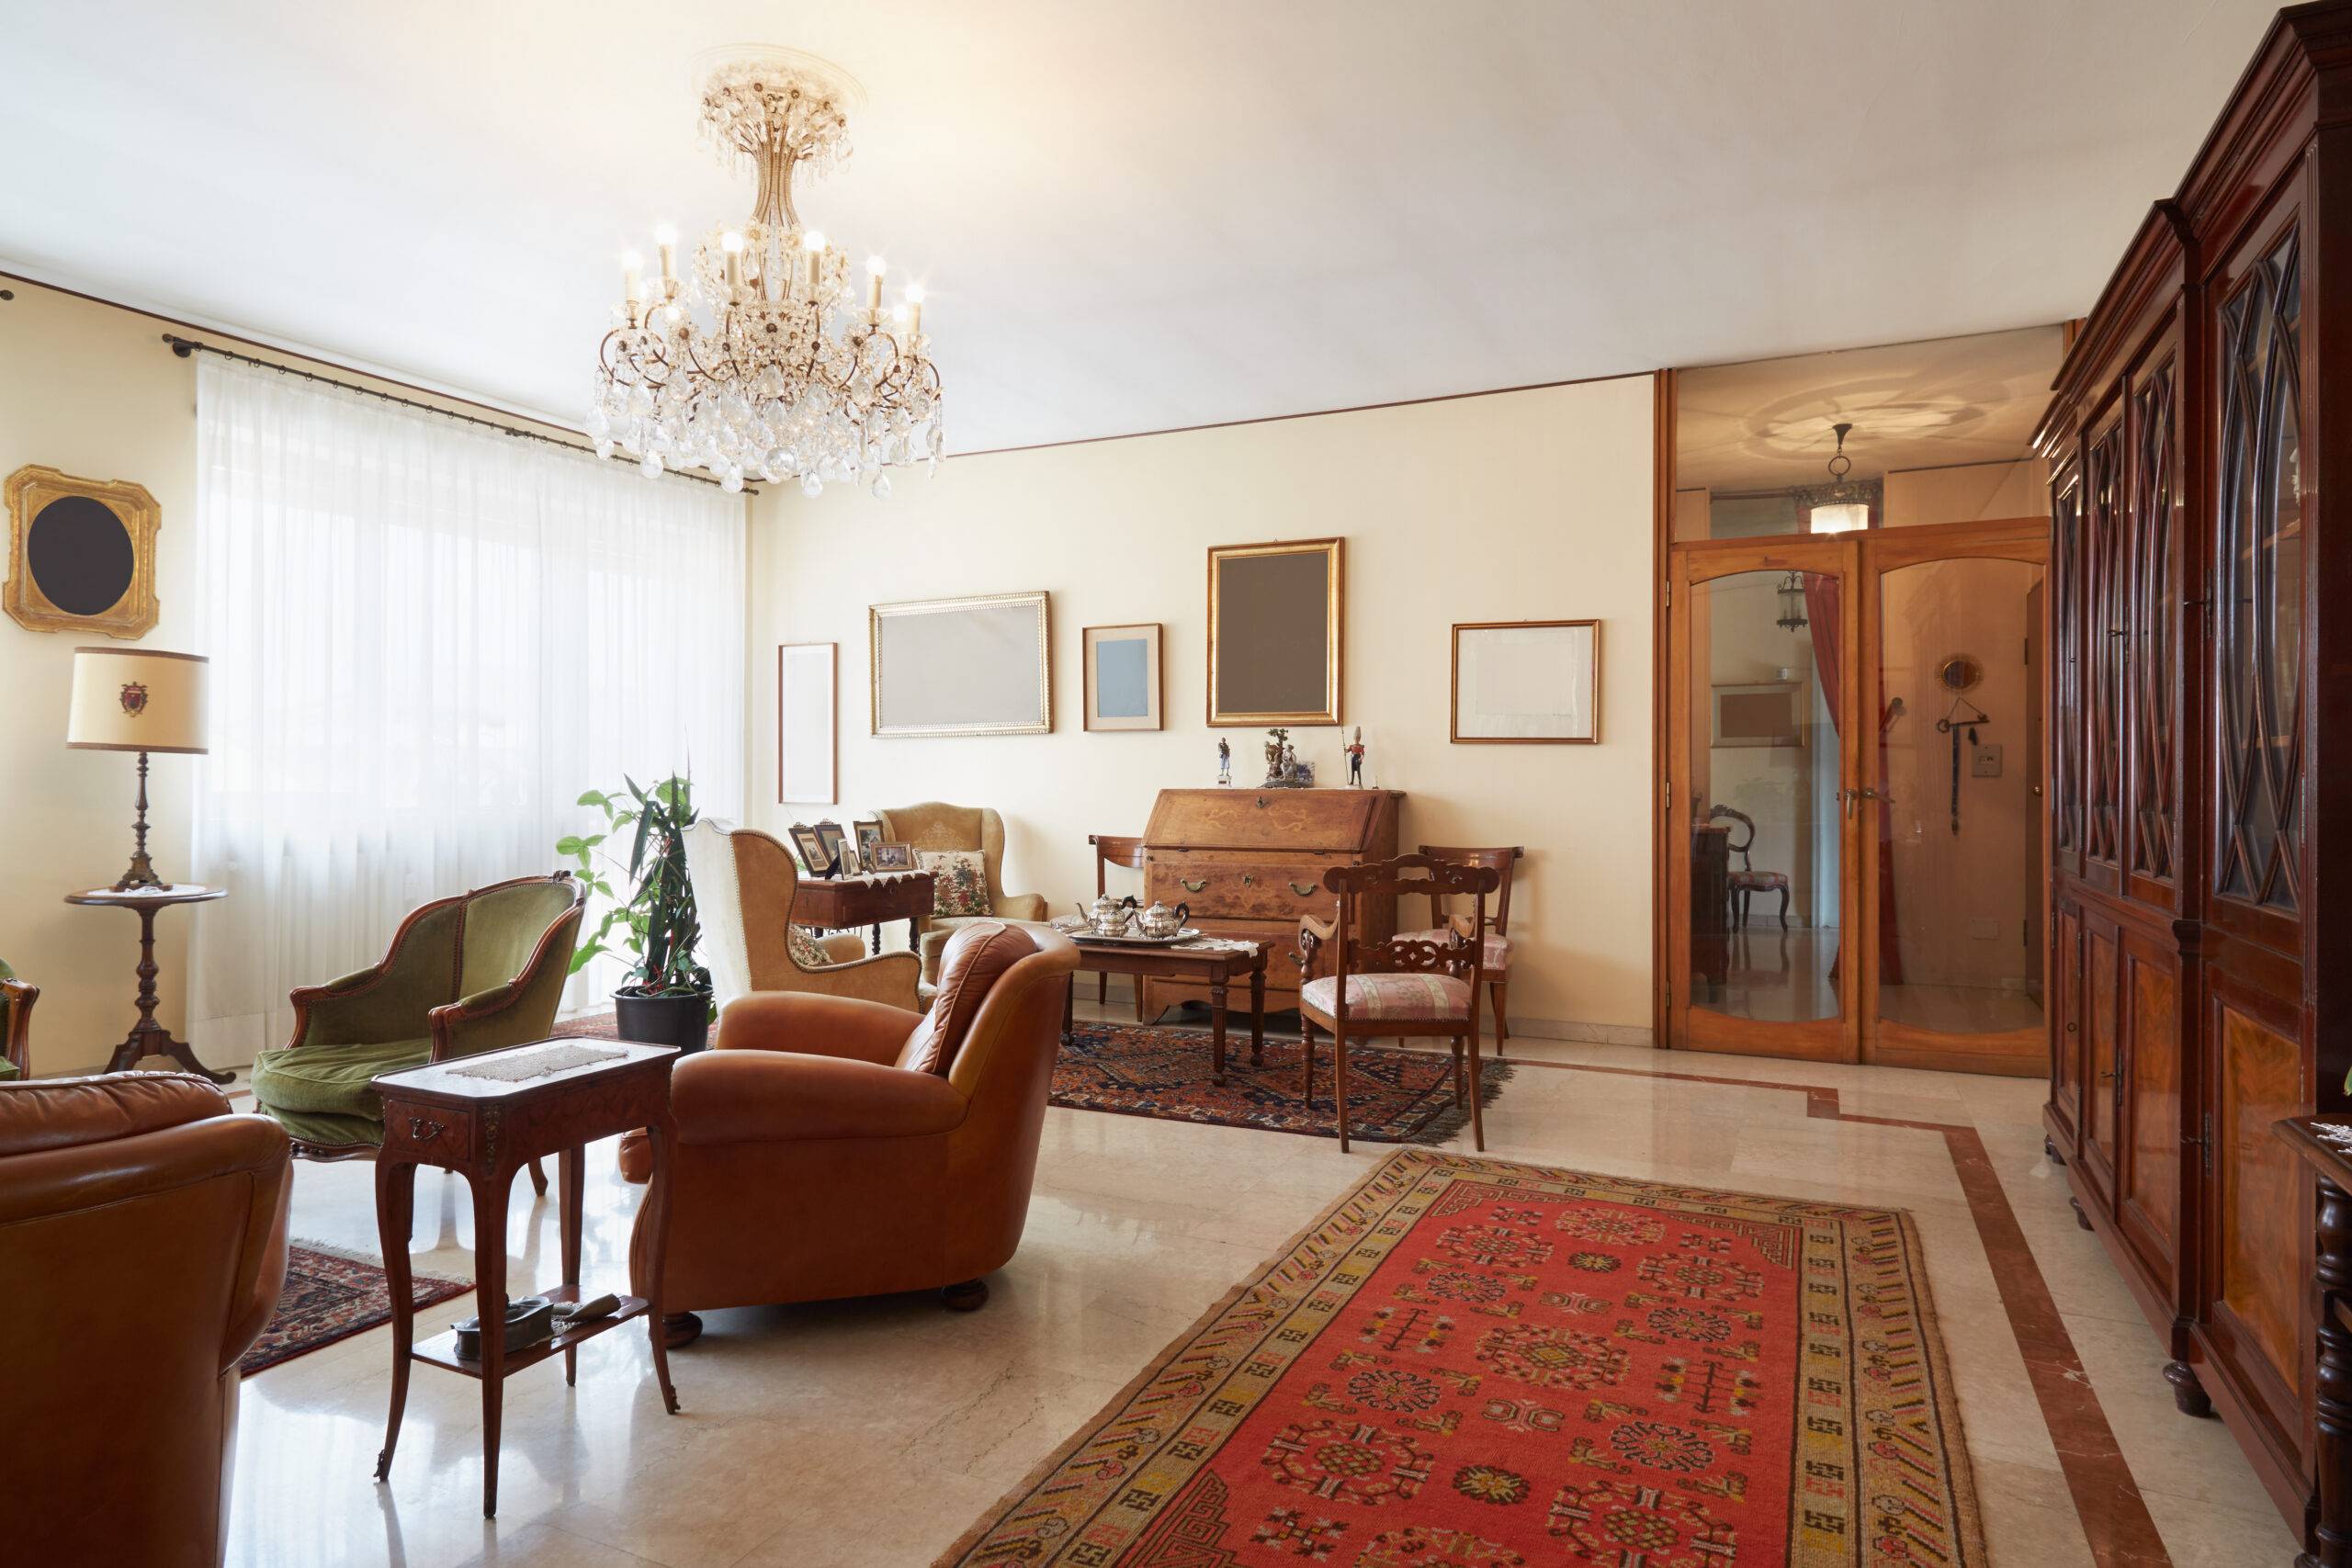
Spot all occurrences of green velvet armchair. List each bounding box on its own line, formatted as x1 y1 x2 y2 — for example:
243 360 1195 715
0 976 36 1080
250 873 586 1161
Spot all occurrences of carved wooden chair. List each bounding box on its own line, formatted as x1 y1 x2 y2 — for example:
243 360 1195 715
0 976 36 1080
1082 833 1148 1020
1396 844 1522 1053
1295 854 1498 1153
1708 805 1789 929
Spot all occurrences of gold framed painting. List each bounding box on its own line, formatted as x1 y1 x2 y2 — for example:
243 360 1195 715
1206 537 1342 727
870 591 1053 737
4 466 162 638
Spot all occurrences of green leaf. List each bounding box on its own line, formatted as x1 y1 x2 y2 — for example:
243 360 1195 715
555 835 587 856
576 789 610 807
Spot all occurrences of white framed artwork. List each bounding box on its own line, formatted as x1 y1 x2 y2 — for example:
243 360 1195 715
870 591 1052 737
1450 619 1600 744
777 642 837 803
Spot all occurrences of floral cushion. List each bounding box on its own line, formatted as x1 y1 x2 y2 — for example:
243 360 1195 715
1728 869 1789 892
920 850 990 917
1396 926 1512 972
786 921 833 970
1298 972 1473 1023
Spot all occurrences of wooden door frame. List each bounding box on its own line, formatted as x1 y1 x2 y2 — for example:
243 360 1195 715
1855 518 2052 1076
1666 536 1862 1062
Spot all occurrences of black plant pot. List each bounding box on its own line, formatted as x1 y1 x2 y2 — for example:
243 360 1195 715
611 988 712 1054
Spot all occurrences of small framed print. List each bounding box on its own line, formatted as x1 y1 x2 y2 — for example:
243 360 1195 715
1450 619 1600 744
1084 623 1164 731
1710 681 1804 749
788 823 834 876
868 840 919 872
778 642 838 805
854 818 884 869
812 820 850 873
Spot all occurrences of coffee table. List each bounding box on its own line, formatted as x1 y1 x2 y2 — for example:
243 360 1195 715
369 1038 682 1517
793 870 935 955
1060 935 1272 1085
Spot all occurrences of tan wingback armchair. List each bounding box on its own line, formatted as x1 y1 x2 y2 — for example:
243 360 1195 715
624 923 1079 1337
0 1073 291 1568
683 818 922 1013
875 802 1049 980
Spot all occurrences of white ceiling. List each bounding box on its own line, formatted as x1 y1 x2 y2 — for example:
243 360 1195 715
1 1 2277 456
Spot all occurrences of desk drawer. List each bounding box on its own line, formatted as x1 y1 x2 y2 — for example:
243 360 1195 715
1149 857 1342 921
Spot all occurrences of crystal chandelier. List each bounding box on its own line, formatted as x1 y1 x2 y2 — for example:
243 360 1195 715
590 47 941 496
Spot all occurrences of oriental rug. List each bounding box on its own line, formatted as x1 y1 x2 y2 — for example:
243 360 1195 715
240 1242 470 1376
936 1149 1984 1568
552 1013 1510 1145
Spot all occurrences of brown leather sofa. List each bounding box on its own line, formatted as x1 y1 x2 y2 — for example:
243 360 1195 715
0 1073 292 1568
624 922 1078 1337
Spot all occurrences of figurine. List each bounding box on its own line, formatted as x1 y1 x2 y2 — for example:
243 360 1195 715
1345 727 1366 787
1217 737 1232 786
1264 728 1291 786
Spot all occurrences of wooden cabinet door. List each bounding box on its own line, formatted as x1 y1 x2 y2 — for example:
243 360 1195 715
2116 926 2184 1278
2050 467 2084 884
2050 903 2084 1149
2081 914 2121 1201
2082 418 2128 886
2122 329 2184 911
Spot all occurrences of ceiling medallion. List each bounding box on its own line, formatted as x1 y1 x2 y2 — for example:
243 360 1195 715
591 46 941 496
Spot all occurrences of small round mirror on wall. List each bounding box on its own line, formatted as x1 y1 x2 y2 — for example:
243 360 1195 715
1935 653 1984 694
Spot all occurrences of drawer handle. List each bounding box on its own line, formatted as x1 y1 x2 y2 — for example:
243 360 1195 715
1256 796 1271 808
406 1116 446 1142
1289 881 1319 897
1182 877 1206 893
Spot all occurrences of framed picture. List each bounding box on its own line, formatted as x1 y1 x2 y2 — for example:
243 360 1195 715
812 820 850 873
854 818 884 869
777 642 837 805
1711 681 1804 749
1083 623 1163 731
787 823 834 876
5 466 162 638
1207 537 1341 726
871 591 1052 737
1450 620 1600 744
868 840 919 872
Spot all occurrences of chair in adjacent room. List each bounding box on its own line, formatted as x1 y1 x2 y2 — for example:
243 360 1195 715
620 922 1079 1340
0 1072 291 1568
1394 843 1522 1052
684 818 923 1013
875 801 1049 981
247 872 585 1191
1296 854 1498 1154
1083 831 1148 1021
1708 804 1790 929
0 972 37 1079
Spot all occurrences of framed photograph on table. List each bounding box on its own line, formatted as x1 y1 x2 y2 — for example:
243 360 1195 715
1083 623 1163 731
854 818 884 869
1450 619 1600 744
777 642 837 804
868 841 919 872
1207 537 1342 726
870 592 1052 737
788 824 835 877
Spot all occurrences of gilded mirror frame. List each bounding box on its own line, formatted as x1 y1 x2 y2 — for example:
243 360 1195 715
4 465 161 638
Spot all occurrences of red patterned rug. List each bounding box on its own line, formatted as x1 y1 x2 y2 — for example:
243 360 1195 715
553 1013 1509 1145
936 1150 1984 1567
240 1242 470 1376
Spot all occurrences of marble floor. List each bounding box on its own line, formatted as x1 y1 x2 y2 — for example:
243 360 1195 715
221 1006 2296 1567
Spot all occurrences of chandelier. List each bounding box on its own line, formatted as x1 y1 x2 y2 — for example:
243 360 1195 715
590 47 942 496
1804 422 1873 534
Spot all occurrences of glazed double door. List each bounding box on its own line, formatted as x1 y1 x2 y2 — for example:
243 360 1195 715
1667 518 2050 1073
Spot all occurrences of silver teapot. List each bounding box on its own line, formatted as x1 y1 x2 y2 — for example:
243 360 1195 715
1080 893 1137 937
1136 898 1190 940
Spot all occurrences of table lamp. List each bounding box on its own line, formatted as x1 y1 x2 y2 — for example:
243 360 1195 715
66 646 209 890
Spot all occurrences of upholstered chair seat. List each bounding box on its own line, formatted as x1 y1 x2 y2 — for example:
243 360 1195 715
250 874 585 1158
1299 971 1475 1022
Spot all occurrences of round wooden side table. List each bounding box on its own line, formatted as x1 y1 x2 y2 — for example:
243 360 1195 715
63 884 231 1081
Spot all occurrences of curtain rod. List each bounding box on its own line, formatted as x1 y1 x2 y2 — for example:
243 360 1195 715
160 333 752 494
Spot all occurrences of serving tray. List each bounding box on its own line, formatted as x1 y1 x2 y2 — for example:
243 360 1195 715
1068 926 1204 947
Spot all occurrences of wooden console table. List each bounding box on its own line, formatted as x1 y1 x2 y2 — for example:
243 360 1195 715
64 883 231 1081
371 1039 682 1518
793 870 935 955
1062 937 1270 1085
2281 1114 2352 1568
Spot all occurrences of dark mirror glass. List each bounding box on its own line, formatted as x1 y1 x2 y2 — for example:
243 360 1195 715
27 495 134 615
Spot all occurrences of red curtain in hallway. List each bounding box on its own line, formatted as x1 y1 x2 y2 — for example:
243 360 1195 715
1802 571 1904 987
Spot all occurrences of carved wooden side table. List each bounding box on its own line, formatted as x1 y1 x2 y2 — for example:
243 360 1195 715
370 1039 682 1518
2280 1114 2352 1568
63 883 231 1081
1061 936 1270 1084
791 869 936 954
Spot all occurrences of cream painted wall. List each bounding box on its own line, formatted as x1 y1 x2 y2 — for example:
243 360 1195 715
745 376 1658 1037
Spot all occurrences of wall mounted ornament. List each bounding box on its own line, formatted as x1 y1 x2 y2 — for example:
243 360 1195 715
5 466 161 638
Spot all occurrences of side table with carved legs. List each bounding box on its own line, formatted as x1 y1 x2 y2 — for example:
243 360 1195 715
63 883 231 1081
370 1039 683 1518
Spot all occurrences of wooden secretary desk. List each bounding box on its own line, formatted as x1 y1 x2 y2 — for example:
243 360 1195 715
2037 3 2352 1542
1139 788 1402 1018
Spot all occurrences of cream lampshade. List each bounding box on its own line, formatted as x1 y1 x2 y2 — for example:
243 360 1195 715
66 647 209 889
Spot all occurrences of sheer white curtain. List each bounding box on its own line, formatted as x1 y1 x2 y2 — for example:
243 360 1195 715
188 355 745 1065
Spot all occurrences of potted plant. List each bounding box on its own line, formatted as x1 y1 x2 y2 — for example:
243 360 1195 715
559 773 712 1051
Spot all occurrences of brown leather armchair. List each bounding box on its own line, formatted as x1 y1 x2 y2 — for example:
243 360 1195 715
624 922 1079 1337
0 1073 291 1568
